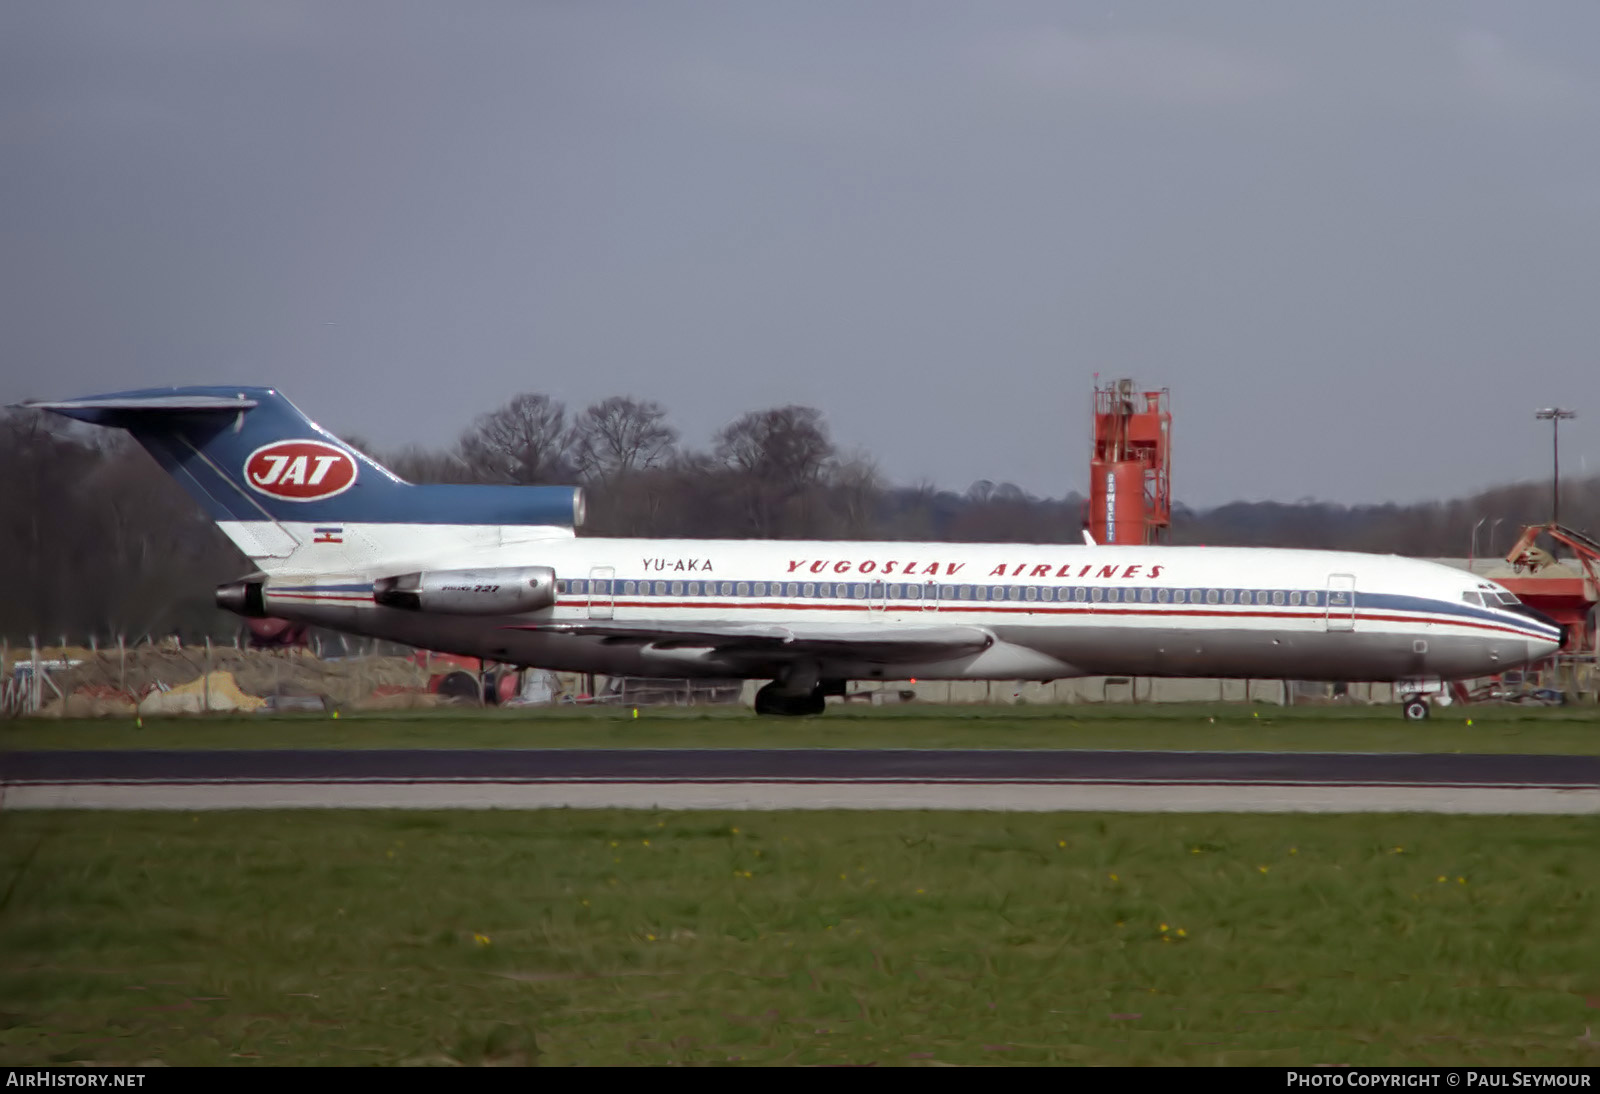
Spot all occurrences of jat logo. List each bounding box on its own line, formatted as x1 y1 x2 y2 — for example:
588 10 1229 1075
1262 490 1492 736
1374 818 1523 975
244 440 358 501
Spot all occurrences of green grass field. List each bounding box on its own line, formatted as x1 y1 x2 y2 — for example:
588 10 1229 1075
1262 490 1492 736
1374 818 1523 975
1 810 1595 1065
3 702 1597 753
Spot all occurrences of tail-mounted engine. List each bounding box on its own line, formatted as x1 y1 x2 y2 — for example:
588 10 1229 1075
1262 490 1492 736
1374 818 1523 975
372 566 557 615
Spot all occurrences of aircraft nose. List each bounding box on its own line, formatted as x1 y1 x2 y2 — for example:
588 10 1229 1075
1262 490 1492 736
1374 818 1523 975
1526 635 1562 664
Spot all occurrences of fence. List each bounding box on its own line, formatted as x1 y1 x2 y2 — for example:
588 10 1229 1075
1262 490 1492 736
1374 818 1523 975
3 635 1591 718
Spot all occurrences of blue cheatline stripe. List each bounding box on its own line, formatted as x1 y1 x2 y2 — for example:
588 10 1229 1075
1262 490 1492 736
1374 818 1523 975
552 577 1559 639
1360 591 1560 638
264 570 1558 641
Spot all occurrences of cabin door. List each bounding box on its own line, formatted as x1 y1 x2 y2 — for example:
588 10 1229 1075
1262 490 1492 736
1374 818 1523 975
922 581 940 612
1325 573 1356 632
588 566 615 620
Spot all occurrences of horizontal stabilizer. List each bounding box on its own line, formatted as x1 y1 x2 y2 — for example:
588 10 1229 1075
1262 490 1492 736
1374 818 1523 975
20 395 258 418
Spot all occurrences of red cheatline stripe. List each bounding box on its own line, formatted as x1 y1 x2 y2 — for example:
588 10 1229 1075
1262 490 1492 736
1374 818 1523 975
264 592 1548 642
509 599 1548 641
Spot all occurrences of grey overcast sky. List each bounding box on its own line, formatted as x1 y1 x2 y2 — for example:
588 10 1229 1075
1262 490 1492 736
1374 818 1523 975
2 2 1597 508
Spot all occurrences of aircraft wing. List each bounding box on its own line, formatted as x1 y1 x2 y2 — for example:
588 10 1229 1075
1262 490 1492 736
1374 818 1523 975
511 620 994 663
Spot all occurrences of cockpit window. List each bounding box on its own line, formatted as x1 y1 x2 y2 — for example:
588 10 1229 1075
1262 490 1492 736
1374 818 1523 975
1495 592 1520 606
1462 591 1484 606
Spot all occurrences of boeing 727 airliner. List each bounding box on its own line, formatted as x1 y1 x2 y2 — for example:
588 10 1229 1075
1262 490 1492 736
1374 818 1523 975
21 387 1563 718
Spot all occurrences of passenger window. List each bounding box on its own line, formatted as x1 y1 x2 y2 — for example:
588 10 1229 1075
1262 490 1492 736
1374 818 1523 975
1223 590 1235 604
594 580 610 595
1025 587 1038 601
670 581 683 596
992 585 1005 599
623 581 636 595
1206 589 1219 605
787 583 798 596
556 580 567 594
940 585 955 599
1140 588 1153 603
1157 588 1170 603
1289 591 1300 606
1091 587 1104 602
887 585 900 600
1272 591 1284 606
1074 587 1087 602
1174 589 1185 604
960 585 973 599
735 582 749 596
853 584 867 598
803 582 815 597
1306 591 1318 606
1108 588 1121 603
751 582 765 596
687 582 699 596
907 584 921 600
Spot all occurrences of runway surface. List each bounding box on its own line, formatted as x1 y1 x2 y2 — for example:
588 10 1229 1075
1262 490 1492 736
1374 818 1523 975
4 748 1599 786
3 749 1597 812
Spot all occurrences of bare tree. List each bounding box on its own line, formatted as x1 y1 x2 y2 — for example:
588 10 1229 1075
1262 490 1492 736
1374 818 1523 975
456 393 572 484
825 451 885 538
570 396 677 483
714 406 835 536
715 406 832 484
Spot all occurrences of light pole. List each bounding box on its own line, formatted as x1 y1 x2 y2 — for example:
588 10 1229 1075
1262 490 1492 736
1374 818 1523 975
1535 408 1576 526
1470 516 1486 564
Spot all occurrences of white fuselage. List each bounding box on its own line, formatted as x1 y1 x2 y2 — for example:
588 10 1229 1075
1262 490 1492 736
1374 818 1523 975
246 526 1562 686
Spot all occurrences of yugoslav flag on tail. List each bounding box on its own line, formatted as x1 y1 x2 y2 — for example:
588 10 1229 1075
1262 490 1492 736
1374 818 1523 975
17 386 584 573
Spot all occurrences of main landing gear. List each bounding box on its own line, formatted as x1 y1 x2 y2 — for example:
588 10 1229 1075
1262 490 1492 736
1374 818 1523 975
1400 696 1431 721
753 678 845 717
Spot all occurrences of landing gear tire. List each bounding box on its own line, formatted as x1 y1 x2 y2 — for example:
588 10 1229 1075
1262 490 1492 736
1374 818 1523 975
754 682 826 717
1401 697 1431 721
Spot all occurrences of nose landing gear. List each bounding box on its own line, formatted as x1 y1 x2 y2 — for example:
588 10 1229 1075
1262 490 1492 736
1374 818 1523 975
1401 696 1431 721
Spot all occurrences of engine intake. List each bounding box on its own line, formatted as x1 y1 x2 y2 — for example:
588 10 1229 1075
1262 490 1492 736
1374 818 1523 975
216 580 267 618
373 566 558 615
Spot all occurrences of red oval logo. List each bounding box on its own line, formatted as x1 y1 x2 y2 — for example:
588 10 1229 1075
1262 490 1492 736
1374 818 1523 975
244 440 358 501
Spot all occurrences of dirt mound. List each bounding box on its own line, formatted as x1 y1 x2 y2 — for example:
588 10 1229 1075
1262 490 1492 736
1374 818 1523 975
139 671 266 714
30 647 435 713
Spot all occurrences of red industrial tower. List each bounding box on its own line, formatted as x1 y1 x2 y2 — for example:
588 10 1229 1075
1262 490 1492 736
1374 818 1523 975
1089 378 1171 546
